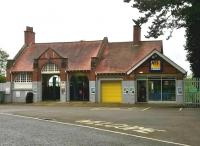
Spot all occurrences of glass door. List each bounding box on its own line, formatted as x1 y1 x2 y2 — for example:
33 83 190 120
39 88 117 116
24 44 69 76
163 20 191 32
137 80 147 102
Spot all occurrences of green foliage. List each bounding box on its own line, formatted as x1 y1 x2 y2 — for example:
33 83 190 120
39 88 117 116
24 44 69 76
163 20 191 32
128 0 191 39
0 75 6 83
0 48 9 76
125 0 200 77
184 1 200 77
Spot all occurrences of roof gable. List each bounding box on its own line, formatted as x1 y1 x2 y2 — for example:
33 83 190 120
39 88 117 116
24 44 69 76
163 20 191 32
37 47 64 59
127 50 187 75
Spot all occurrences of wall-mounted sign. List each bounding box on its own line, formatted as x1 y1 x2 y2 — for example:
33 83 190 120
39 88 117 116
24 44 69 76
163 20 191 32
5 88 10 94
90 87 95 94
177 87 183 95
129 88 135 95
123 87 129 94
61 88 66 94
150 60 161 71
16 91 20 98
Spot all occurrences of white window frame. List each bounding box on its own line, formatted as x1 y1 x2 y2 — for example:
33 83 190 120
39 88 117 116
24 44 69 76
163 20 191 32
41 63 60 74
14 72 32 83
14 72 32 89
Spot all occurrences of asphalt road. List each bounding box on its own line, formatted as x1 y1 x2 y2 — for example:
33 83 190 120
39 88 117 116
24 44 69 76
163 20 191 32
0 113 174 146
0 104 199 146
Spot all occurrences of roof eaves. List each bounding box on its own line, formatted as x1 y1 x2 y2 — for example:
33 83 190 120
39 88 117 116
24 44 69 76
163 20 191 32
13 44 27 61
95 71 125 74
11 44 29 68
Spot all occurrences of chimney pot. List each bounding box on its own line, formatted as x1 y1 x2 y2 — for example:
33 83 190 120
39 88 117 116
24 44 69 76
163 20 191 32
26 26 33 32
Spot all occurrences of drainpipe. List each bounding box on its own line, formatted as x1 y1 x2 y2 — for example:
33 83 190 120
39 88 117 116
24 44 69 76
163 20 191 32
66 70 69 102
95 72 98 103
10 71 13 103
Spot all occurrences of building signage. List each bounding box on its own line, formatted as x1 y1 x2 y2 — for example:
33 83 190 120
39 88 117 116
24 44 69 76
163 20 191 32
123 87 129 94
150 60 161 71
129 87 135 95
90 87 95 94
5 88 10 94
16 91 20 98
123 87 135 95
177 87 183 95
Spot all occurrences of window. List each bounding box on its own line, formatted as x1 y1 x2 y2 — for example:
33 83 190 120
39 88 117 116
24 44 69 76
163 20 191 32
14 72 32 82
48 75 60 87
143 77 176 102
41 63 59 73
162 80 175 101
148 80 161 101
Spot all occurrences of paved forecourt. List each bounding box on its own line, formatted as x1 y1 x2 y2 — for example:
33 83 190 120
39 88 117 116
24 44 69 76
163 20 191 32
0 113 183 146
0 104 199 146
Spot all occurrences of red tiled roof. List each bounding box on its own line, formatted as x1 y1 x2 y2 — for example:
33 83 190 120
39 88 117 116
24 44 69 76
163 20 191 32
11 39 162 73
11 45 35 72
95 41 162 74
11 40 103 71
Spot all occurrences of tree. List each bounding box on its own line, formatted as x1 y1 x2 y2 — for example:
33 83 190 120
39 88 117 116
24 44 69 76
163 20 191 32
0 48 9 76
124 0 200 77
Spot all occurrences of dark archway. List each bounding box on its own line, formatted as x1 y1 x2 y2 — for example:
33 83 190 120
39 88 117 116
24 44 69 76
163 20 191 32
41 63 60 101
70 74 89 101
42 75 60 101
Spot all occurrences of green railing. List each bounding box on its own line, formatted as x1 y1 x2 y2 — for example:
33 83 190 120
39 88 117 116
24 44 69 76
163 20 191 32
184 78 200 107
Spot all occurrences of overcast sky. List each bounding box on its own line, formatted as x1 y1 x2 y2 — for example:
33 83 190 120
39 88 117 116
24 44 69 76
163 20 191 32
0 0 191 74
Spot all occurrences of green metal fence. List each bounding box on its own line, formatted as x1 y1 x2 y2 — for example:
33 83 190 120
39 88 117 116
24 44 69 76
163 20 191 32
184 78 200 107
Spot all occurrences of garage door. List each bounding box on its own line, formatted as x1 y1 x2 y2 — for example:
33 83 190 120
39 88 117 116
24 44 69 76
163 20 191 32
101 81 122 103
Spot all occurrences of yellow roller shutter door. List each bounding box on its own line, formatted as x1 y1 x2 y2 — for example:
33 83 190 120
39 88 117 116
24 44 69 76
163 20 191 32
101 81 122 103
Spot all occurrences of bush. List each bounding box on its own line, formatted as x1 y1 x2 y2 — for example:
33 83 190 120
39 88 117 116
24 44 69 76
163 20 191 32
0 75 6 83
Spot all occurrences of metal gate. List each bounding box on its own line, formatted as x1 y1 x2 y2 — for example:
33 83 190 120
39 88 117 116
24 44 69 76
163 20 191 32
184 78 200 107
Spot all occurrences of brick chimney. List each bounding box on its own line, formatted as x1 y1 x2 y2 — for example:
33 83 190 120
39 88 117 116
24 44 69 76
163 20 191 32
24 26 35 45
133 25 141 45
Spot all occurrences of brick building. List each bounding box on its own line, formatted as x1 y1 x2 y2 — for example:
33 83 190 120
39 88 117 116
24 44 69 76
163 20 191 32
5 26 186 104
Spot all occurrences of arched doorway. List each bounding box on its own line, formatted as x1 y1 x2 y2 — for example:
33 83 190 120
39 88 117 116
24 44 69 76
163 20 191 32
41 63 60 101
70 74 89 101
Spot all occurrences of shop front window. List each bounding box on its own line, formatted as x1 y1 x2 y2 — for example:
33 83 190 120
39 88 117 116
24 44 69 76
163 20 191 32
140 77 176 102
162 80 176 101
148 80 161 101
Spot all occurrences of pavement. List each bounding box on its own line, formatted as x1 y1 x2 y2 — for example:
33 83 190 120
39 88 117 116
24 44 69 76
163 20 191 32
0 103 200 146
12 101 184 108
